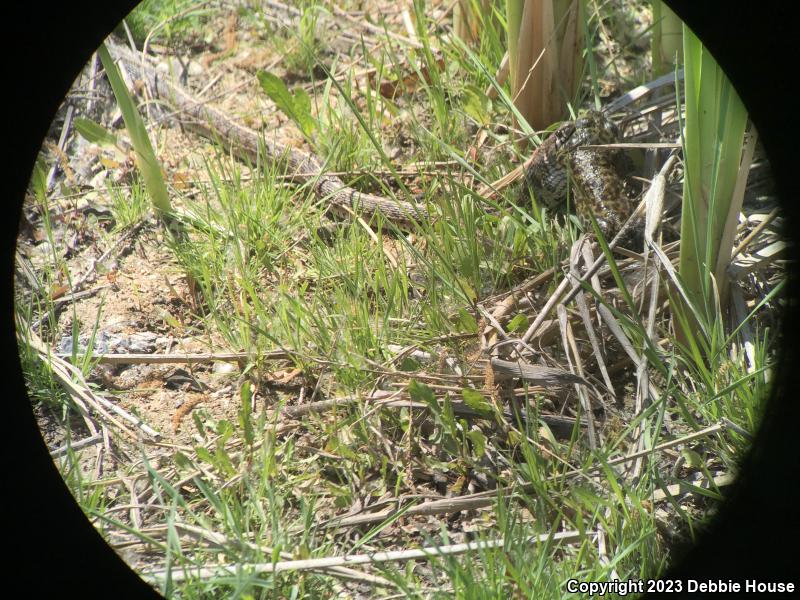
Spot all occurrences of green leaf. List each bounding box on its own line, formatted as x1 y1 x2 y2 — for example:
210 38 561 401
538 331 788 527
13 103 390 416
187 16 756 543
538 421 558 449
257 70 317 141
74 117 119 147
97 44 171 215
408 379 436 404
461 388 493 417
507 313 529 332
463 85 491 125
257 70 295 116
214 446 236 477
216 419 233 442
291 87 316 139
456 277 477 303
454 308 478 332
192 411 205 439
31 158 48 200
467 428 486 457
195 446 214 465
680 448 705 469
173 451 191 469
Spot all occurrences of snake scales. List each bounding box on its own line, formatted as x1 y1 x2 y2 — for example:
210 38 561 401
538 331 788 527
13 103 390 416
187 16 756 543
522 110 638 239
107 40 425 225
107 41 635 234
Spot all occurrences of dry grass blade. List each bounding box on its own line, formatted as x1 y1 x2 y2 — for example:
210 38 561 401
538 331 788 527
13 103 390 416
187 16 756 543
557 303 596 449
488 357 589 387
576 240 615 398
316 419 733 531
22 321 161 441
20 4 782 595
174 521 393 587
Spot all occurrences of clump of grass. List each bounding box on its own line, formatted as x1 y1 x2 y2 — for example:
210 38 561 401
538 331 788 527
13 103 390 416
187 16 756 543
108 180 150 231
277 2 330 76
120 0 212 46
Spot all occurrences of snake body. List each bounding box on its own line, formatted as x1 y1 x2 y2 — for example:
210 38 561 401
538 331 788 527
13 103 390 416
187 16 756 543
523 111 637 238
107 41 425 226
108 41 635 235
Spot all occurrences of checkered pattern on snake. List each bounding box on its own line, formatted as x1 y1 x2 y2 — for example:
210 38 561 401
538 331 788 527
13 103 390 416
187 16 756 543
523 110 637 239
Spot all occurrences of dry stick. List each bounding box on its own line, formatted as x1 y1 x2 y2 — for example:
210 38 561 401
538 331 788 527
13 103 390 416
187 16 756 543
142 530 585 583
577 241 615 398
50 432 104 458
22 326 114 439
169 522 393 587
556 292 597 450
274 390 396 419
651 472 734 503
730 283 758 373
54 284 114 306
564 237 602 446
59 360 161 440
46 104 75 191
114 484 346 553
558 303 596 450
517 205 645 350
604 69 685 115
45 359 139 438
595 301 663 407
607 420 729 467
125 477 143 531
480 266 556 310
482 261 639 355
85 52 99 115
488 357 588 387
363 395 586 434
719 416 752 441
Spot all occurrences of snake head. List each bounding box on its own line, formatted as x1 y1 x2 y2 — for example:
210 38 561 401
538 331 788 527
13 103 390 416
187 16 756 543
569 110 620 148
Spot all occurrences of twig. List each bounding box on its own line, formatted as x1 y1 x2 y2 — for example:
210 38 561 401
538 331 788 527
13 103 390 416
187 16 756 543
142 530 584 582
315 418 734 531
603 69 685 114
50 433 104 458
558 302 596 449
608 420 730 467
651 472 735 503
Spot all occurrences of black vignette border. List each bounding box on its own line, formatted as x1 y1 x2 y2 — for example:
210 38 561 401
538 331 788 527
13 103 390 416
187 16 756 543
4 2 161 599
649 1 800 592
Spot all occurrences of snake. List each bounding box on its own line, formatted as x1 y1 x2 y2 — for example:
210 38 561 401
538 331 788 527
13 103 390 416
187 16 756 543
106 40 426 226
522 110 638 239
107 41 635 235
